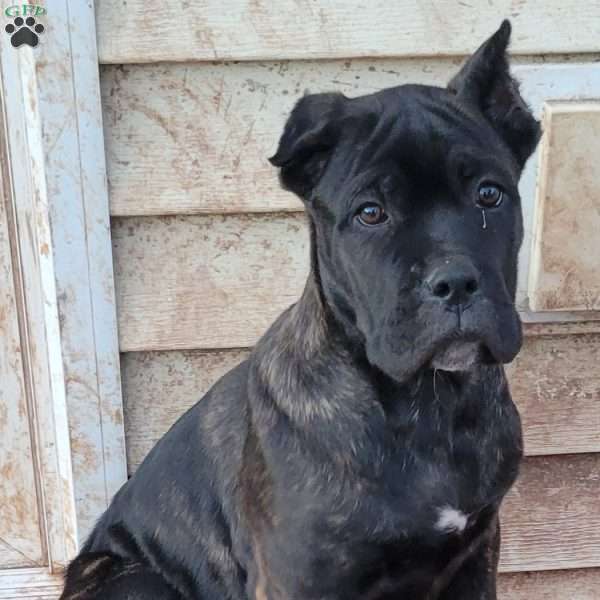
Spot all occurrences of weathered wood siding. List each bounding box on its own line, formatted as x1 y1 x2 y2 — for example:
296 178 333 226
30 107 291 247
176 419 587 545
0 153 44 568
498 569 600 599
96 1 600 63
111 213 308 351
96 1 600 595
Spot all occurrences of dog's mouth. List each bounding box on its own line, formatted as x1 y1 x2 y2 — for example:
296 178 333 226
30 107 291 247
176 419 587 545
428 336 496 373
368 297 522 383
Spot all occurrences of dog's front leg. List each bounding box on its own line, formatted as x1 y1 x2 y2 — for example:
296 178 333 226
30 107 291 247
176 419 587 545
436 518 501 600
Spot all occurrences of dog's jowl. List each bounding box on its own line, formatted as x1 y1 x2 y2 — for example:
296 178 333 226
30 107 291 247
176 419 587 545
61 21 540 600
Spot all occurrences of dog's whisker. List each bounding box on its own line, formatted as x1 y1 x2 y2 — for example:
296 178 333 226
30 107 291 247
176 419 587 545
433 368 440 401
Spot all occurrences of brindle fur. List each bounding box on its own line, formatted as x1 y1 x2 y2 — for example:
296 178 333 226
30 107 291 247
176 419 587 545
61 21 540 600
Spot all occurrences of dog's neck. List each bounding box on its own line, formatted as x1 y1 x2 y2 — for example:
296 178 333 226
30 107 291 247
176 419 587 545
252 229 486 424
249 233 513 483
251 272 505 479
289 215 368 359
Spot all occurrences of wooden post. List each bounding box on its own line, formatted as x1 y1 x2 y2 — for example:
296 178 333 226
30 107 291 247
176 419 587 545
0 1 126 593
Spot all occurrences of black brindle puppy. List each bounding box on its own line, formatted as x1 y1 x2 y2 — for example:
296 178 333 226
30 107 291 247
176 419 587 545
62 21 540 600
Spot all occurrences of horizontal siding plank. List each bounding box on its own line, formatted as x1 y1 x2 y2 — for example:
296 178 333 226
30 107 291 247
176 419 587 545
506 334 600 456
121 350 600 573
121 349 250 471
499 454 600 572
100 59 459 216
96 2 600 64
112 213 309 351
498 568 600 599
523 320 600 336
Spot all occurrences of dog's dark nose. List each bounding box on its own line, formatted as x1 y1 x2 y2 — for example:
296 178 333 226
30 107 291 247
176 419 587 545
426 261 480 305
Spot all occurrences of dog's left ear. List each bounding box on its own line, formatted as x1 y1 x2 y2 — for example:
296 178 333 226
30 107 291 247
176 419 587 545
269 92 348 200
448 20 541 170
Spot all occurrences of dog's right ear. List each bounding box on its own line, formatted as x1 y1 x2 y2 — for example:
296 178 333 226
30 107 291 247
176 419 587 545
269 92 347 200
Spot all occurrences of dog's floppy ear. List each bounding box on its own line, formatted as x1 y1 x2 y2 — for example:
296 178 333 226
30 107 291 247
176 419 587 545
269 92 347 199
448 20 541 170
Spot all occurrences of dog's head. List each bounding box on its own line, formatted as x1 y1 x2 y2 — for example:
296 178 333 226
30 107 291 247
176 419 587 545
270 21 541 383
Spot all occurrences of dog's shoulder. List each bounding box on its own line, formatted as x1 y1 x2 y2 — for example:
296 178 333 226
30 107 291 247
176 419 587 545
83 359 253 572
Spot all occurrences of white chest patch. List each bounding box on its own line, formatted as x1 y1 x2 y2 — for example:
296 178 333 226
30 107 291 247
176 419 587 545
435 506 469 533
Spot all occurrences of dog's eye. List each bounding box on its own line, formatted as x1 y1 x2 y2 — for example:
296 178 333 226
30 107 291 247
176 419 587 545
477 184 504 208
356 203 388 226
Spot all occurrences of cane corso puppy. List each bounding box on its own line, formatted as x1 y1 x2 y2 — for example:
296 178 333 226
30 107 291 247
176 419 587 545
61 20 540 600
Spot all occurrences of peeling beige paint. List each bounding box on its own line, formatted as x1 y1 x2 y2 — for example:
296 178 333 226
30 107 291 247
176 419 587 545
94 1 600 64
112 213 310 351
121 349 249 471
0 156 44 569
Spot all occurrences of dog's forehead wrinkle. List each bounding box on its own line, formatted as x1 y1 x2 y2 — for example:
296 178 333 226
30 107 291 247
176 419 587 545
346 88 513 180
372 86 478 135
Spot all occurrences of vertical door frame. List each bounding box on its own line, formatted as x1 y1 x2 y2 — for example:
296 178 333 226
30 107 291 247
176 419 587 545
0 1 126 593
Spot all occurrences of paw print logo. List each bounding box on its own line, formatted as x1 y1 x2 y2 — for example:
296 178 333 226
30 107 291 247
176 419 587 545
5 16 45 48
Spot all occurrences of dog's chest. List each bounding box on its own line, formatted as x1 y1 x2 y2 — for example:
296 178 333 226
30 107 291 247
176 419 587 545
263 389 518 599
263 451 500 600
318 452 497 597
354 421 501 544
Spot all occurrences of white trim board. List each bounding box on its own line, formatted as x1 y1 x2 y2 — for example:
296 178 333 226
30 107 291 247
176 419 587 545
0 0 127 585
0 568 62 599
